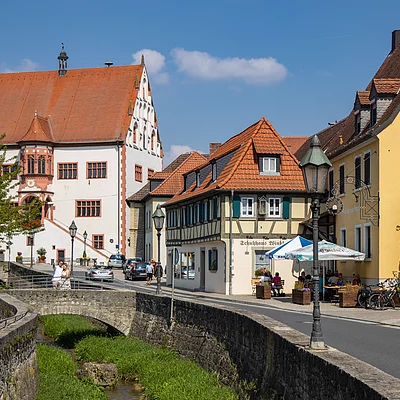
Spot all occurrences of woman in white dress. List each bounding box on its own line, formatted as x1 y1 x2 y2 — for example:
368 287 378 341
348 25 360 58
60 263 71 290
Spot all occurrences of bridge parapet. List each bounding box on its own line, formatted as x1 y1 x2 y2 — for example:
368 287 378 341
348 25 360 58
9 289 136 335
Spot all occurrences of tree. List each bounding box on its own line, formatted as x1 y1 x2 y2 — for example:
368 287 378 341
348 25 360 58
0 136 43 240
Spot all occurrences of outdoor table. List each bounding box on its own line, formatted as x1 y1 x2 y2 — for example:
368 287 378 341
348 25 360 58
323 285 343 301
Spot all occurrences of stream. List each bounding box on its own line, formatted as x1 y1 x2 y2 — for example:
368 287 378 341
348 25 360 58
36 324 142 400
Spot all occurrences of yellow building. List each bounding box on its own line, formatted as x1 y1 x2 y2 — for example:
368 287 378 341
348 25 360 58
295 31 400 284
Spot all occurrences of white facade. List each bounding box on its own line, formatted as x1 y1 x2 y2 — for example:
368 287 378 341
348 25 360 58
4 67 163 265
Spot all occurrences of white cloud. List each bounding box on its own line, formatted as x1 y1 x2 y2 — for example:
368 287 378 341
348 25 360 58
164 144 196 167
0 58 40 73
171 48 288 84
132 49 169 84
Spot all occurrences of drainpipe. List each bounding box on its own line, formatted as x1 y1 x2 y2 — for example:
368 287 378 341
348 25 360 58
117 141 121 254
229 190 234 295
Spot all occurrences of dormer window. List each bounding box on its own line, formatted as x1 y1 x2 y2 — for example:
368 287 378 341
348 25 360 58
355 111 361 135
371 101 377 126
260 156 280 176
211 162 217 182
196 171 200 188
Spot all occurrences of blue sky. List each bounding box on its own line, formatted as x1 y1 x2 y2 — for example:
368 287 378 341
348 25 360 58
1 0 400 164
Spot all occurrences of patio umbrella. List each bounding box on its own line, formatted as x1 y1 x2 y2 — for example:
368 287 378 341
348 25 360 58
266 236 312 260
285 240 365 261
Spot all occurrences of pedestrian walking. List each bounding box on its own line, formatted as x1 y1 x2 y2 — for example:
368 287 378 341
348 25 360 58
146 262 153 285
52 260 63 289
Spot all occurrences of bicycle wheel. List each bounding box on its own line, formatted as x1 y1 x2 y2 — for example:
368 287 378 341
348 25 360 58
368 293 383 310
357 292 368 308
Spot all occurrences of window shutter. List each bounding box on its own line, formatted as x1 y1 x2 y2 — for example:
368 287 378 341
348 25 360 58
208 250 212 269
282 197 291 219
233 195 241 218
276 156 281 173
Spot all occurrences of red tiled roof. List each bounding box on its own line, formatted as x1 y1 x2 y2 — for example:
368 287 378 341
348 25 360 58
356 91 370 106
309 40 400 159
151 152 207 196
0 65 144 144
19 114 55 143
372 78 400 94
164 118 305 206
281 136 309 158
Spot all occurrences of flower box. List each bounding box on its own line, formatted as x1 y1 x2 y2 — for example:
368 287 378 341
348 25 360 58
338 290 358 308
292 289 311 305
256 285 271 299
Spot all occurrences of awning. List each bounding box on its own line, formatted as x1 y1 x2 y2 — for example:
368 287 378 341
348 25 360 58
285 240 366 261
266 236 312 260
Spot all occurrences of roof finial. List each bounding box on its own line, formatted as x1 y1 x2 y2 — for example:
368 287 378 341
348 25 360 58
58 43 69 77
34 110 38 118
140 54 145 66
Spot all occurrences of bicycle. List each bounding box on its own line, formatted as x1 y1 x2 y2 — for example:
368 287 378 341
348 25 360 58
357 279 390 308
368 279 398 310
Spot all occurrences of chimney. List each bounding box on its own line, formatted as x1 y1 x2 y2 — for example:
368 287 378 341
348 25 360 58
391 30 400 53
209 142 222 155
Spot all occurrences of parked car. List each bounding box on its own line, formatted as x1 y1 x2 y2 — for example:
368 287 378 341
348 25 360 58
85 266 114 282
125 262 147 280
107 254 126 269
123 257 143 273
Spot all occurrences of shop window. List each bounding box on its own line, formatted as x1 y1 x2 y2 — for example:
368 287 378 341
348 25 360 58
180 252 195 279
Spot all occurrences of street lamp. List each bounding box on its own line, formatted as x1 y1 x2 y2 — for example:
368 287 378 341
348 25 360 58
299 135 332 350
152 204 165 295
6 238 12 272
28 233 35 269
69 220 77 274
83 230 88 267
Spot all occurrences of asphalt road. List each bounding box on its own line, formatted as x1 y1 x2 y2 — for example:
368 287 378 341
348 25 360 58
72 271 400 379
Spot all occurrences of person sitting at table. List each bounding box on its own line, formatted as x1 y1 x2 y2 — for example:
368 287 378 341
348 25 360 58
272 272 282 296
337 273 345 286
352 272 361 286
304 274 312 288
328 270 339 285
259 271 271 284
298 271 306 283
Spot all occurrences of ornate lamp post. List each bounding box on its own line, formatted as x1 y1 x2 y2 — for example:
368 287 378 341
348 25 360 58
299 135 332 350
152 204 165 295
83 230 88 266
69 221 77 274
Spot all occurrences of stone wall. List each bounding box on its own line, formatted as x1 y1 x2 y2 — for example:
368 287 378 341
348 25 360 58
0 294 38 400
131 293 400 400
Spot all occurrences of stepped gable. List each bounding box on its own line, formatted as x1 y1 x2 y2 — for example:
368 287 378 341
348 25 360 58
0 65 143 144
164 117 305 206
18 113 55 143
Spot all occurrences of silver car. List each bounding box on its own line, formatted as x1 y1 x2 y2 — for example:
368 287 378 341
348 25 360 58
107 254 126 269
85 266 114 282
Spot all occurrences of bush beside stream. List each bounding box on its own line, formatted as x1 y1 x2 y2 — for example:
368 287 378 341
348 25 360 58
37 315 237 400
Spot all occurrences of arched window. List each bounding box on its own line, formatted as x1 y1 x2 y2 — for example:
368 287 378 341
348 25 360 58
28 156 35 174
143 127 147 149
133 124 138 144
38 156 46 174
151 131 155 151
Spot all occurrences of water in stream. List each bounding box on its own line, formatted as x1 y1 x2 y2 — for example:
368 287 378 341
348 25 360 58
36 324 142 400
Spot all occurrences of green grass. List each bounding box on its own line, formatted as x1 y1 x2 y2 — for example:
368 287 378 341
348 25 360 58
38 315 238 400
76 336 237 400
36 344 107 400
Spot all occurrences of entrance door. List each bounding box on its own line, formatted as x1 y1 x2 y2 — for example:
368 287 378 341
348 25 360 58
200 248 205 290
57 249 65 263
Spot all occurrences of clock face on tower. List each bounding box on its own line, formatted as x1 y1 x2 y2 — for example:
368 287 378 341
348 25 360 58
27 179 35 188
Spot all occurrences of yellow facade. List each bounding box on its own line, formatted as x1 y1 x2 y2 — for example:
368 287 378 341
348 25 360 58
330 112 400 283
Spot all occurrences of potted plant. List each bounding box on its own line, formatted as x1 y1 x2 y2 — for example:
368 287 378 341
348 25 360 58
80 251 91 266
16 251 23 263
338 283 359 308
255 268 268 277
292 282 311 305
256 281 272 299
37 247 47 263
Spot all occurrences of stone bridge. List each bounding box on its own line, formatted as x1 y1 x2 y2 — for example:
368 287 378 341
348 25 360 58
4 288 400 400
8 289 137 335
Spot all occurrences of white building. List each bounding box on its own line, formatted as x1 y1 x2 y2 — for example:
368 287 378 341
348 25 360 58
0 47 162 265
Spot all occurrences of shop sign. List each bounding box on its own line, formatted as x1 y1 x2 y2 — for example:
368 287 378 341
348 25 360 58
239 239 285 247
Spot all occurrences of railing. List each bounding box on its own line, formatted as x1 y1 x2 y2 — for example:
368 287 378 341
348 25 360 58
6 274 114 291
0 311 28 330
